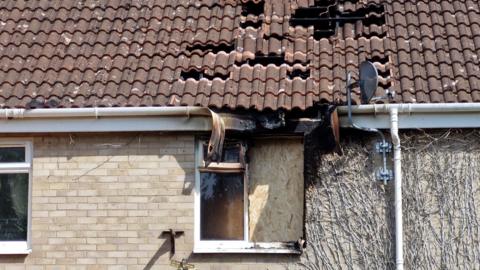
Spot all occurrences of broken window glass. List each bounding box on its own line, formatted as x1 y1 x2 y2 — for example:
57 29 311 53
200 173 244 240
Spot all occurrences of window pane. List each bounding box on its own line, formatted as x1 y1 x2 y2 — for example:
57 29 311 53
0 173 28 241
200 173 244 240
0 147 25 163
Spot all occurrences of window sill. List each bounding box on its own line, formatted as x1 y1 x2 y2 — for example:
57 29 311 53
0 242 32 255
194 242 302 254
194 247 301 254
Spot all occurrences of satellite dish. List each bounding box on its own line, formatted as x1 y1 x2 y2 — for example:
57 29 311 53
358 61 379 104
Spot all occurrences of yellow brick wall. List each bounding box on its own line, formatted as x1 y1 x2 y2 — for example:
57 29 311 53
0 134 299 270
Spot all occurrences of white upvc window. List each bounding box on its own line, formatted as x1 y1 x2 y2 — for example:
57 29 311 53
0 140 33 254
194 139 301 254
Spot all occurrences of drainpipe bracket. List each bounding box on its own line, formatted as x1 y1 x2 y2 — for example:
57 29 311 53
375 168 393 182
375 140 392 153
374 140 393 183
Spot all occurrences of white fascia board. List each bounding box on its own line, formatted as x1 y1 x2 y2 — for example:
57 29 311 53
339 112 480 129
0 116 212 133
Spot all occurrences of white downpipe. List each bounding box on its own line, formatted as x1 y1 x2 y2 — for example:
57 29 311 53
390 108 403 270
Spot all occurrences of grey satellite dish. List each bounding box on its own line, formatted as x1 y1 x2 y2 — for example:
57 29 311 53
358 61 379 104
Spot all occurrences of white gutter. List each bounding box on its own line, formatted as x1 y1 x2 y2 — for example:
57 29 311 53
0 106 229 164
337 103 480 129
0 107 212 118
390 108 403 270
0 107 214 133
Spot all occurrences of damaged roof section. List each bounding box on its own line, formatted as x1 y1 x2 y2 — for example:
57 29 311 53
0 0 478 111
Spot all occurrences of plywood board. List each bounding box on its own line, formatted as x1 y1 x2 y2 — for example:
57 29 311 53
248 138 304 242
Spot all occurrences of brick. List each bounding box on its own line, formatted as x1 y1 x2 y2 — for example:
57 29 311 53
0 133 296 269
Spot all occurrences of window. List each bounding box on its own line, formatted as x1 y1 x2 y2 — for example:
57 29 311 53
194 139 303 253
0 140 32 254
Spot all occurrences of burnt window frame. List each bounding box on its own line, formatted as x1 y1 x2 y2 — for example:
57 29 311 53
194 139 249 252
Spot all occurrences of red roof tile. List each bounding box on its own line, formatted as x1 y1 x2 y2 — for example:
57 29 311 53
0 0 479 111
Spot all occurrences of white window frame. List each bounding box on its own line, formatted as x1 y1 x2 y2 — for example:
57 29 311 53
193 139 301 254
0 139 33 255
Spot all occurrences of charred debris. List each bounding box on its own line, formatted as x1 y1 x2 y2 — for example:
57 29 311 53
207 104 339 185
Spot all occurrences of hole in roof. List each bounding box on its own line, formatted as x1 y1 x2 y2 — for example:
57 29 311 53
240 20 263 29
186 43 234 54
241 1 265 17
288 69 310 79
180 70 230 81
246 54 285 66
180 70 203 80
376 68 391 78
367 56 389 64
290 2 386 39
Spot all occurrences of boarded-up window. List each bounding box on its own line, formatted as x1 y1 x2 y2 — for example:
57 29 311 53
248 138 304 242
194 138 304 252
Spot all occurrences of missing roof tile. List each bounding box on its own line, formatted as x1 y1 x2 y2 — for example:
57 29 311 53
241 1 265 17
288 69 310 79
186 43 235 54
247 54 285 66
290 2 386 39
181 70 203 80
376 68 391 78
240 20 263 29
368 56 389 64
180 70 230 81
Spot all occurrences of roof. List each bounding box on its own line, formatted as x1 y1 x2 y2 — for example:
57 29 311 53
0 0 479 111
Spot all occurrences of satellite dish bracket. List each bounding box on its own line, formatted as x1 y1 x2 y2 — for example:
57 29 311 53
345 62 392 184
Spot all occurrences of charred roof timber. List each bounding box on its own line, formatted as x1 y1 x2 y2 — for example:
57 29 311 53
290 2 386 39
